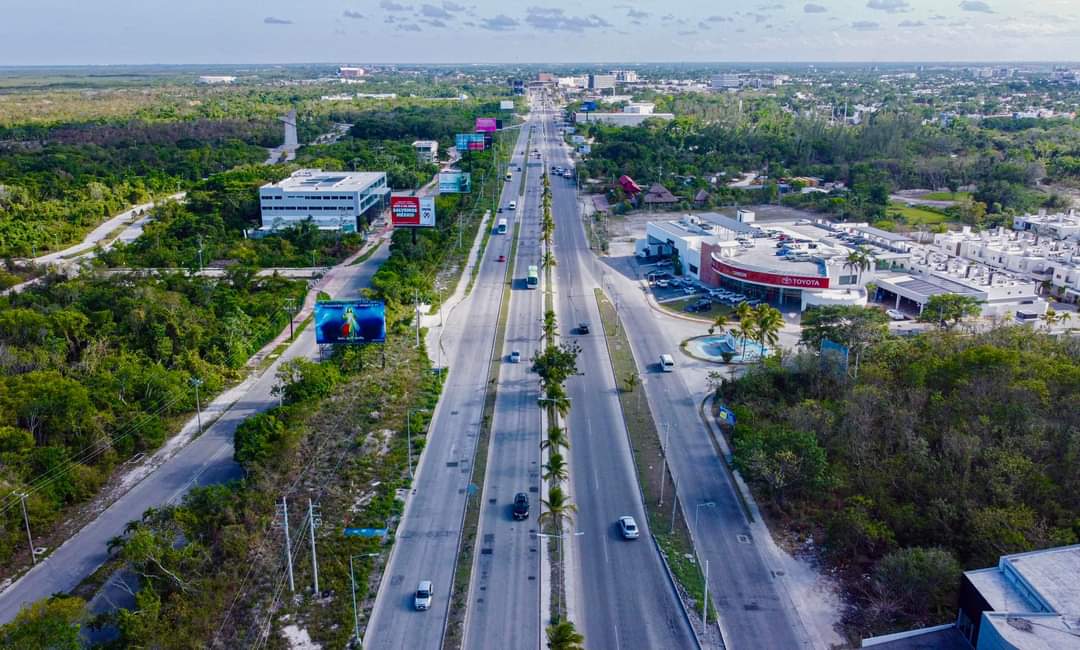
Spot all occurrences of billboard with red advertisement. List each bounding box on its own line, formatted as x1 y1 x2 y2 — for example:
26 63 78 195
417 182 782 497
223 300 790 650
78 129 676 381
390 195 436 227
711 257 829 289
475 117 497 132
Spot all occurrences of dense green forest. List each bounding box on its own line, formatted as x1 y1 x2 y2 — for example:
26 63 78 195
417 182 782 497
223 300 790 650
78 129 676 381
718 324 1080 637
578 100 1076 222
0 271 305 568
0 119 273 258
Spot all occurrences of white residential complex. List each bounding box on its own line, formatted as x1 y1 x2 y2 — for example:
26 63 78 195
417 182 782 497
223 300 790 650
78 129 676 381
258 168 389 233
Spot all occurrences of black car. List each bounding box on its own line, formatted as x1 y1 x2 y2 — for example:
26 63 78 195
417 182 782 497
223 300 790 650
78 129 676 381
512 493 530 520
578 322 590 334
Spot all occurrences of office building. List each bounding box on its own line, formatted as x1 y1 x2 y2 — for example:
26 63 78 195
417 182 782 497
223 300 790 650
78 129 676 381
258 168 389 233
412 140 439 164
197 75 236 84
710 74 742 90
338 66 366 79
588 73 616 90
611 69 639 83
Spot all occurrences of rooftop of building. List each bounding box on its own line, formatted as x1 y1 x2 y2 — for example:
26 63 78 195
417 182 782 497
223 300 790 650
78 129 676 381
412 140 438 148
262 169 385 193
1016 210 1080 226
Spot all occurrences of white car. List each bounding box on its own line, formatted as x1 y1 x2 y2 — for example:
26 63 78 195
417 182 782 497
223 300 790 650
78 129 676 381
509 350 521 363
885 309 907 321
618 516 640 539
414 580 433 611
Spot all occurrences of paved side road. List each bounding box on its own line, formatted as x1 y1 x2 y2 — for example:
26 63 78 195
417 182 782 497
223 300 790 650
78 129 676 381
0 241 390 625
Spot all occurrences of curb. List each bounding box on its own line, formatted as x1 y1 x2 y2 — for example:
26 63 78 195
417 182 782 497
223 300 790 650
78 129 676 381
697 395 755 524
592 288 704 650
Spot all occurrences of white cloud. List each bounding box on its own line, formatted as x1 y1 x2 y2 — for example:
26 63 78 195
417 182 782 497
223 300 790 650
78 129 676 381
804 4 827 13
867 0 910 13
851 20 880 30
959 1 994 12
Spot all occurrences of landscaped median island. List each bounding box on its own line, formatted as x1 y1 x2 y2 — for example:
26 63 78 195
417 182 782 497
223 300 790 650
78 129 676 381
592 288 717 626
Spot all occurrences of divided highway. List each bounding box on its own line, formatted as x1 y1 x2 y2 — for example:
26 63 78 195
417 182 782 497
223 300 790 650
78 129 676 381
462 116 544 650
541 102 699 648
363 116 534 649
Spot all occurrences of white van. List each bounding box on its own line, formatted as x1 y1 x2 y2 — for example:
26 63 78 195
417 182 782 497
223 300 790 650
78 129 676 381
508 201 517 210
414 580 433 611
659 354 675 372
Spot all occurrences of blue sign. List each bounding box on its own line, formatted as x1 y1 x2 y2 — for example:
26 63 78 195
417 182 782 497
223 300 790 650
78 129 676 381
717 406 737 427
455 133 486 152
581 101 597 112
314 300 386 345
344 527 388 538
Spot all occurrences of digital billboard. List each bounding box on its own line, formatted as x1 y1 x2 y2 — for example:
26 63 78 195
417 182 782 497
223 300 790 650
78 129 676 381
581 101 597 112
475 117 498 133
314 300 386 345
390 195 436 227
455 133 486 152
438 171 472 193
500 100 514 110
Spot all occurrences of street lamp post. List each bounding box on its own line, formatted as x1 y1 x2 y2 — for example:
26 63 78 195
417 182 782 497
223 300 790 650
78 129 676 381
694 501 716 538
406 408 430 480
532 530 584 621
350 552 381 645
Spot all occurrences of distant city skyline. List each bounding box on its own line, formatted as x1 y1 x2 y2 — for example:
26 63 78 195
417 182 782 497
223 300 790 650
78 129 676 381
3 0 1080 65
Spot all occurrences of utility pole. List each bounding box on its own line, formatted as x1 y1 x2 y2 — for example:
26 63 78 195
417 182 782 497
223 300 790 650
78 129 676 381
658 424 669 507
414 289 421 348
702 559 710 629
350 555 360 643
190 377 203 434
19 493 35 565
280 497 295 593
670 476 678 534
197 236 204 272
308 499 321 595
284 299 298 341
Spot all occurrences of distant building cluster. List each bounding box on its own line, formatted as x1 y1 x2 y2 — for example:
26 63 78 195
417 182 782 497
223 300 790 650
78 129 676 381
258 168 389 233
197 75 236 85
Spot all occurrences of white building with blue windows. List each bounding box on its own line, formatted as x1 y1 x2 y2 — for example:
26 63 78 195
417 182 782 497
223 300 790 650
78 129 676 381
258 168 389 233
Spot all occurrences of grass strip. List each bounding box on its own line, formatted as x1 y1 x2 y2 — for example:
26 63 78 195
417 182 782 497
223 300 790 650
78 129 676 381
443 221 520 649
349 238 383 266
593 287 717 621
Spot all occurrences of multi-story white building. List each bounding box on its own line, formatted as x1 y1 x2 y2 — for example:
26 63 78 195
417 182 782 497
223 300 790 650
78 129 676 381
1012 209 1080 241
611 69 639 83
622 102 655 114
338 66 366 79
710 74 742 90
258 169 389 233
412 140 439 164
587 74 616 90
197 75 236 84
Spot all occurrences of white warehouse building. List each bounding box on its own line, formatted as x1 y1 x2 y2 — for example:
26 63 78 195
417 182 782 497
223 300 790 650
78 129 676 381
259 168 389 233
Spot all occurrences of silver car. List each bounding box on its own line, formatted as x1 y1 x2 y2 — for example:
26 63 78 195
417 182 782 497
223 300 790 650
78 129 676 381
618 516 640 539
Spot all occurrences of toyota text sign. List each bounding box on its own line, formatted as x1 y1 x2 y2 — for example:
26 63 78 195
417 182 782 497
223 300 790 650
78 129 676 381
391 195 436 227
711 258 829 289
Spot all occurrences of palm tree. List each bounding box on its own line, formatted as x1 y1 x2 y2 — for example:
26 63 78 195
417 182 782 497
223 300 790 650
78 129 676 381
540 485 577 532
542 310 559 341
1040 308 1060 331
843 247 873 286
541 251 557 270
735 301 754 359
543 452 569 484
546 620 585 650
541 425 570 452
753 304 784 359
710 312 728 336
542 382 572 419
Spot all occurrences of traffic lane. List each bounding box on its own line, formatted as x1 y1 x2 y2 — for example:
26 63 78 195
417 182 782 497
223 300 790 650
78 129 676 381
615 284 805 648
464 176 542 650
364 126 529 648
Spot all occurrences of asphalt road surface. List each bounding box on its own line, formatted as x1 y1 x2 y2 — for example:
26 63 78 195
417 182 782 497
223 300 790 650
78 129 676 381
363 118 532 649
0 242 390 625
600 227 811 646
543 102 699 649
462 111 544 650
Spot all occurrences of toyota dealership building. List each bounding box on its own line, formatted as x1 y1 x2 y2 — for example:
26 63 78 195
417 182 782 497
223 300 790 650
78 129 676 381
636 213 1047 316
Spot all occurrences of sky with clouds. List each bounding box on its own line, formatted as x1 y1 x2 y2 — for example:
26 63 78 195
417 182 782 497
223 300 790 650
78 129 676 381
3 0 1080 65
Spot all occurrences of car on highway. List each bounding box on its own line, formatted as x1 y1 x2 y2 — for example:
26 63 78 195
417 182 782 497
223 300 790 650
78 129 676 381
414 581 433 611
512 493 530 520
578 321 590 334
509 350 521 363
659 354 675 372
618 516 640 539
497 254 506 262
508 201 516 210
886 308 908 321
